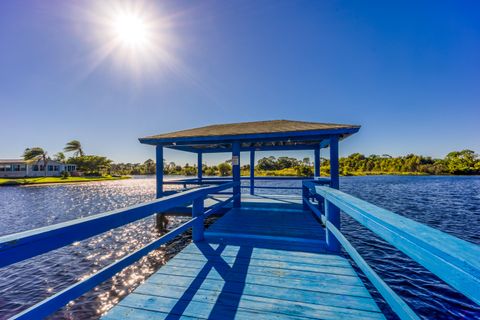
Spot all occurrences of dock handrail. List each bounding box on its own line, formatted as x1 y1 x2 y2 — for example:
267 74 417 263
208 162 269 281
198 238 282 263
303 181 480 319
0 181 238 320
165 176 330 193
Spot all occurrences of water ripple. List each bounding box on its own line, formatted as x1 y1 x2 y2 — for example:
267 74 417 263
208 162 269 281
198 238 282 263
0 175 479 319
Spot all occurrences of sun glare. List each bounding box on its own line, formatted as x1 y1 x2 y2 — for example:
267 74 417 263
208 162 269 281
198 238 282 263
78 1 185 81
112 12 150 48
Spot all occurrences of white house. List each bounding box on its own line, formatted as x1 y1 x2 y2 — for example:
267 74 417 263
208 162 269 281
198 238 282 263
0 159 77 178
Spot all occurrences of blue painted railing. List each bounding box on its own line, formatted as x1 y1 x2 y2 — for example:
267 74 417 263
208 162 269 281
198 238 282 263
165 176 331 193
302 180 480 320
0 181 238 320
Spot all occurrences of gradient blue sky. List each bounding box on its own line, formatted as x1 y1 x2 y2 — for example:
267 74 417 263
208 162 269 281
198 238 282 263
0 1 479 165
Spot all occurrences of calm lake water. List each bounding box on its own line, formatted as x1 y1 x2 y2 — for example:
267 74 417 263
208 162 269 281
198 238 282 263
0 175 479 319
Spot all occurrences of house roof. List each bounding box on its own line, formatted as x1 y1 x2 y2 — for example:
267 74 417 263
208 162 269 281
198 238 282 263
139 120 360 153
0 159 69 165
0 159 26 164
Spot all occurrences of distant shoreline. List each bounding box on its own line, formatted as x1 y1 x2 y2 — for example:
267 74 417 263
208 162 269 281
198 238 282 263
0 176 130 187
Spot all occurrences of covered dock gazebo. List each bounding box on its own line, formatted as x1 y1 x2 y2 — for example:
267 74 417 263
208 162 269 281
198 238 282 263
139 119 360 205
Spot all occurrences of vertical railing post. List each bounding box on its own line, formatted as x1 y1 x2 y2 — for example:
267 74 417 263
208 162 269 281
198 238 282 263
326 135 341 252
197 152 203 182
192 196 205 242
250 150 255 195
156 145 164 198
232 142 241 207
155 145 166 231
302 181 309 210
325 198 341 252
314 145 320 178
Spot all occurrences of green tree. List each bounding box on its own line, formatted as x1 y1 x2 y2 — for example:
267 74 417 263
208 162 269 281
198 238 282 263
444 150 478 174
68 155 112 175
64 140 84 157
23 147 49 177
53 152 66 163
257 156 277 170
143 159 156 174
182 163 196 176
295 164 313 177
218 162 232 176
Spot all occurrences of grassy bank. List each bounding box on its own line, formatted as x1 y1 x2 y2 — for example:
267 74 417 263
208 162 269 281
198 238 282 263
0 176 130 186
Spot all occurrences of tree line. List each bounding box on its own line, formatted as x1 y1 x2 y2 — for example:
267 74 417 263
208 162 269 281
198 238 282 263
22 142 479 177
109 149 480 176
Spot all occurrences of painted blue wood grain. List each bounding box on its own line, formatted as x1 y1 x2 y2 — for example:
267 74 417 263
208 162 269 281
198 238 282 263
130 285 385 320
149 272 371 298
169 254 356 276
155 145 163 197
326 220 420 320
315 185 480 306
250 150 255 195
181 241 339 261
116 292 316 320
205 207 326 247
102 305 202 320
165 258 361 282
102 240 383 320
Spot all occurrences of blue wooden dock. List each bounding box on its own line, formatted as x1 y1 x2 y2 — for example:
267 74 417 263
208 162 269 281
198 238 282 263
103 195 384 320
1 120 479 319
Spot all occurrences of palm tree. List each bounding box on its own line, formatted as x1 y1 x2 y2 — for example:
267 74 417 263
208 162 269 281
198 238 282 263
64 140 84 157
23 147 49 177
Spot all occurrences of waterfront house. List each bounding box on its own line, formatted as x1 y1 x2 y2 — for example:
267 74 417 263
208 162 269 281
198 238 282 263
0 159 76 178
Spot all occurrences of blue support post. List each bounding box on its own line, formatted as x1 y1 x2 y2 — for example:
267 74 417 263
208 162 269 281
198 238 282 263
326 135 341 252
250 150 255 195
302 183 309 210
192 196 205 242
156 145 163 198
232 142 241 207
197 152 203 181
329 136 339 189
155 145 165 230
314 146 320 177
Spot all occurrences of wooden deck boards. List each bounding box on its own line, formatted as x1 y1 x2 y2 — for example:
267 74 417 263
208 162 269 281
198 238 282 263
102 196 384 320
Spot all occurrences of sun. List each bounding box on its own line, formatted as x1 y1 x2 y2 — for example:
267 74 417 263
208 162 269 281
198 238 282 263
79 1 182 79
112 12 150 48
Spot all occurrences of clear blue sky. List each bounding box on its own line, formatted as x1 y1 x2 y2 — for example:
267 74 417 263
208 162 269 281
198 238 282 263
0 0 479 165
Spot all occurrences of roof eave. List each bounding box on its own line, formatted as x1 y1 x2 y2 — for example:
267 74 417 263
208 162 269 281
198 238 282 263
138 126 360 146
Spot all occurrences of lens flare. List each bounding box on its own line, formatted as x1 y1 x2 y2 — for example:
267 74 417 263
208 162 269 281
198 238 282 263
76 1 183 80
111 12 150 48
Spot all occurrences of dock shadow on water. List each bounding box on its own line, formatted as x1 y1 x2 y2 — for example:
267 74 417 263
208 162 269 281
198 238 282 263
0 176 480 319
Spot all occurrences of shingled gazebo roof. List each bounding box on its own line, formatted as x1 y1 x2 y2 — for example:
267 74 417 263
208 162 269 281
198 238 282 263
139 120 360 153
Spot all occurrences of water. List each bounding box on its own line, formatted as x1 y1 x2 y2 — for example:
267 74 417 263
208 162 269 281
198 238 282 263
0 175 479 319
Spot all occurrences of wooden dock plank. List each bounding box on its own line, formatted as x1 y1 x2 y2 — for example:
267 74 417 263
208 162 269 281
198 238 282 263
142 274 379 312
180 242 339 261
205 206 326 246
130 285 384 320
170 253 355 274
115 293 318 320
102 197 384 320
151 264 369 298
102 305 202 320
